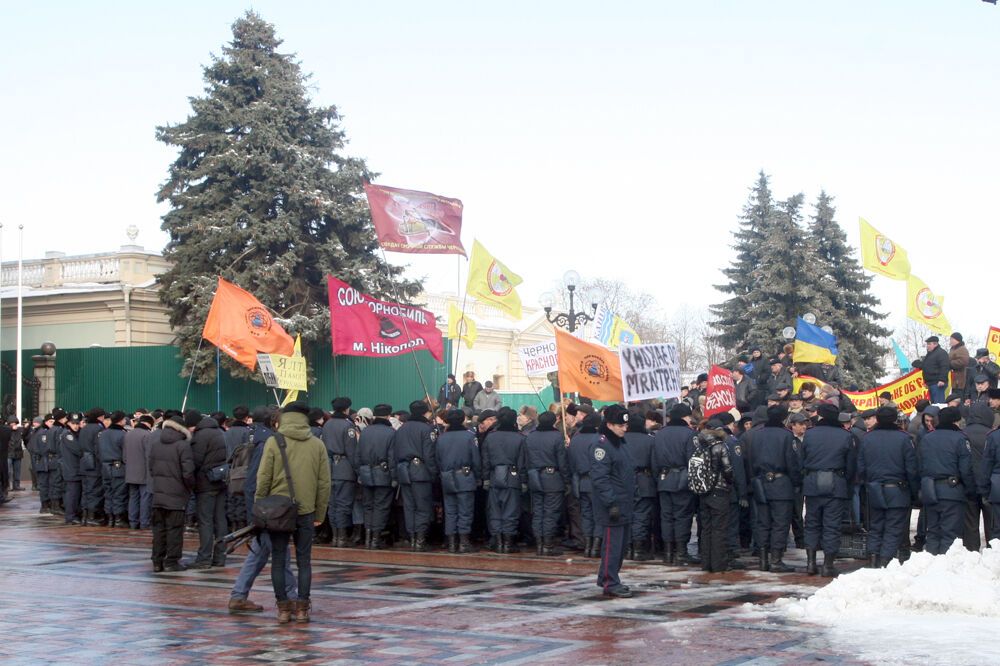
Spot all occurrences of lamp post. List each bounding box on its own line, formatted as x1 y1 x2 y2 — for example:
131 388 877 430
539 270 598 333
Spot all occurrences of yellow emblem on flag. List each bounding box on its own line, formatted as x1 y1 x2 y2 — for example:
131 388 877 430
447 302 478 349
466 240 523 319
906 274 951 336
859 218 911 280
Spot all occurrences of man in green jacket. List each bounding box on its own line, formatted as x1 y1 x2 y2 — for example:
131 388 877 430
255 401 331 624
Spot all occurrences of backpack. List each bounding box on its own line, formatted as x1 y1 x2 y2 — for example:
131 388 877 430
687 441 718 495
227 441 252 494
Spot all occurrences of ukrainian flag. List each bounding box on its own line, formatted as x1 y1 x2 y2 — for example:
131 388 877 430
793 317 838 365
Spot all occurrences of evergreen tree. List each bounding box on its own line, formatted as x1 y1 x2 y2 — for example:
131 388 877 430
156 12 419 382
808 191 890 387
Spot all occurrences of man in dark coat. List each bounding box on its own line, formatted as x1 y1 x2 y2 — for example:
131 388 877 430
921 336 951 404
918 407 975 554
591 405 635 597
148 418 195 572
962 402 994 550
948 333 970 398
188 412 229 568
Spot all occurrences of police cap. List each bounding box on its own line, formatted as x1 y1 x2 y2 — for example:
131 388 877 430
603 404 629 426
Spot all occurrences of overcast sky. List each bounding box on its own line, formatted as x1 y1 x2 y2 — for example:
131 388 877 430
3 1 998 346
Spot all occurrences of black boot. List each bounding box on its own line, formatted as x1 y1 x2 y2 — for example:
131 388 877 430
351 525 364 545
821 553 838 577
874 555 884 568
506 535 520 553
663 542 675 565
591 537 603 559
759 550 770 572
498 534 509 554
582 536 592 558
806 549 818 575
770 550 793 573
676 542 699 566
39 501 50 514
372 531 385 550
409 533 418 550
459 533 475 553
868 553 878 569
447 534 458 553
81 510 89 526
542 536 562 556
626 543 635 560
109 514 117 529
414 533 430 552
633 541 652 562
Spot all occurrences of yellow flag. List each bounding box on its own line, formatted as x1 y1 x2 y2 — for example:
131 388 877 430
447 302 478 349
859 218 911 280
466 240 523 319
280 390 298 407
907 274 951 335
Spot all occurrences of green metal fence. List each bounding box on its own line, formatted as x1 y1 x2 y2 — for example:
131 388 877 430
54 341 453 414
0 350 38 420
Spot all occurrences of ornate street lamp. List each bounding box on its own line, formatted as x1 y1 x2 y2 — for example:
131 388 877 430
540 270 598 333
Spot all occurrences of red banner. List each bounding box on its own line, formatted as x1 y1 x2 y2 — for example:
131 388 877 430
327 276 444 363
364 183 465 256
704 365 736 418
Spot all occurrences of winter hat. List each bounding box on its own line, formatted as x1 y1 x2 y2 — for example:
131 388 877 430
766 405 788 426
445 409 466 428
988 389 1000 400
950 332 963 343
875 406 898 427
537 411 557 430
696 373 709 384
603 404 629 426
409 400 429 416
183 410 202 428
817 403 840 422
668 403 692 420
626 412 646 432
373 403 393 417
478 409 498 421
282 401 310 415
976 348 990 359
938 407 962 427
331 397 352 412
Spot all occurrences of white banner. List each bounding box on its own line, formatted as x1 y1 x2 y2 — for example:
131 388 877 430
619 342 681 402
518 338 558 377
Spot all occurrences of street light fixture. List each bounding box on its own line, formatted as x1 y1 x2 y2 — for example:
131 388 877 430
542 270 597 333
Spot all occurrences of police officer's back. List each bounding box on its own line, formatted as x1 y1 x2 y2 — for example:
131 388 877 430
918 406 975 554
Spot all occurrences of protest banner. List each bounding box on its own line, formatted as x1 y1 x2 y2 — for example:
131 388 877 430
555 329 624 401
704 365 736 418
327 276 444 363
364 183 465 256
618 342 680 402
841 369 928 414
518 339 558 377
202 277 294 370
987 325 1000 362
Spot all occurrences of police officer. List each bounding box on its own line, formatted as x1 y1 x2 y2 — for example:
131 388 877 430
79 409 107 525
980 424 1000 538
60 415 84 524
749 405 802 572
801 403 857 577
525 411 570 556
717 412 748 569
568 412 603 557
624 413 656 561
98 411 130 528
322 397 359 548
394 400 438 551
918 406 976 554
858 406 919 567
591 405 635 598
651 403 698 565
788 412 808 550
482 408 527 553
357 404 396 550
30 415 54 514
437 409 481 553
48 409 69 515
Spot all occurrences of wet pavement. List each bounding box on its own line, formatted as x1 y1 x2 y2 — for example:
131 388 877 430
0 486 871 665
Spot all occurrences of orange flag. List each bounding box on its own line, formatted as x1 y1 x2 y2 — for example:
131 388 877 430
202 277 295 370
555 328 624 401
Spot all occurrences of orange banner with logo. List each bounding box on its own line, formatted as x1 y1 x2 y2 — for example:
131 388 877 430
202 277 295 370
555 328 624 401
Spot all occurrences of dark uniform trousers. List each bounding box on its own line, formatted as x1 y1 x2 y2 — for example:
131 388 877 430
82 474 103 513
804 496 845 555
329 480 356 529
531 491 564 539
925 499 965 555
756 499 793 552
596 523 630 591
791 489 805 546
401 482 433 537
566 490 584 544
579 491 596 538
50 459 65 504
36 470 52 504
443 491 475 535
869 507 909 560
64 480 82 522
102 462 128 516
699 489 731 571
658 490 696 545
195 490 228 565
728 491 741 552
990 501 1000 538
488 487 521 536
151 507 185 567
631 496 654 545
362 486 394 534
964 498 993 551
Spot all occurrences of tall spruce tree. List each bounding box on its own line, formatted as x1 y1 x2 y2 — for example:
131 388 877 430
808 191 889 386
156 13 419 382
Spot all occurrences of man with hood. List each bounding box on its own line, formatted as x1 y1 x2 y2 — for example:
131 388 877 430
97 411 130 528
525 411 570 556
482 407 527 553
624 412 656 561
189 410 229 568
357 404 397 550
437 409 481 553
918 406 976 555
393 400 438 552
749 405 802 572
651 403 698 565
568 412 603 558
962 402 994 550
255 401 330 624
801 403 857 577
858 406 919 567
149 415 195 572
590 404 635 597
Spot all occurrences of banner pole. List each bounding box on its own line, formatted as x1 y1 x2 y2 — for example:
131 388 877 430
524 374 549 410
216 347 222 412
378 248 431 402
559 394 570 445
181 336 206 413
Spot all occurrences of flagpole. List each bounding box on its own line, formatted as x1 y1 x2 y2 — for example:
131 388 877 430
16 225 23 421
377 248 431 402
216 347 222 412
181 337 205 413
524 373 550 410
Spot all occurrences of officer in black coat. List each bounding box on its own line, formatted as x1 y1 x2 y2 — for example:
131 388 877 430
321 397 360 548
60 415 83 524
963 402 994 549
394 400 438 551
437 409 481 553
568 413 603 558
749 405 802 572
801 403 858 577
979 426 1000 538
48 409 69 515
525 411 570 556
918 406 976 554
79 409 107 524
652 403 698 565
858 407 919 567
482 408 527 553
30 416 54 513
98 411 130 528
356 404 396 550
624 413 656 561
718 412 748 568
591 405 635 598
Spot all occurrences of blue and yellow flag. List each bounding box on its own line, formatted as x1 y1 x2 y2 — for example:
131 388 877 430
793 317 838 365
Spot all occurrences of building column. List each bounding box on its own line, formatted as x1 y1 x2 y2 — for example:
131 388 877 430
32 353 55 416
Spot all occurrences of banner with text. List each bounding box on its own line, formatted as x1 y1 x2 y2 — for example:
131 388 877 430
618 342 681 402
518 339 558 377
987 325 1000 363
704 365 736 418
842 369 928 414
327 276 444 363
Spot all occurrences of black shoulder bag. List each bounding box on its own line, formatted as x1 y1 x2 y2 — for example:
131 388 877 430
251 434 299 532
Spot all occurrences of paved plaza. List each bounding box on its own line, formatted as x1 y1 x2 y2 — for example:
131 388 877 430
0 487 871 665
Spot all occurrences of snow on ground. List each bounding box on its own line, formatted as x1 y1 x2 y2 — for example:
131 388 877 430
757 540 1000 665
